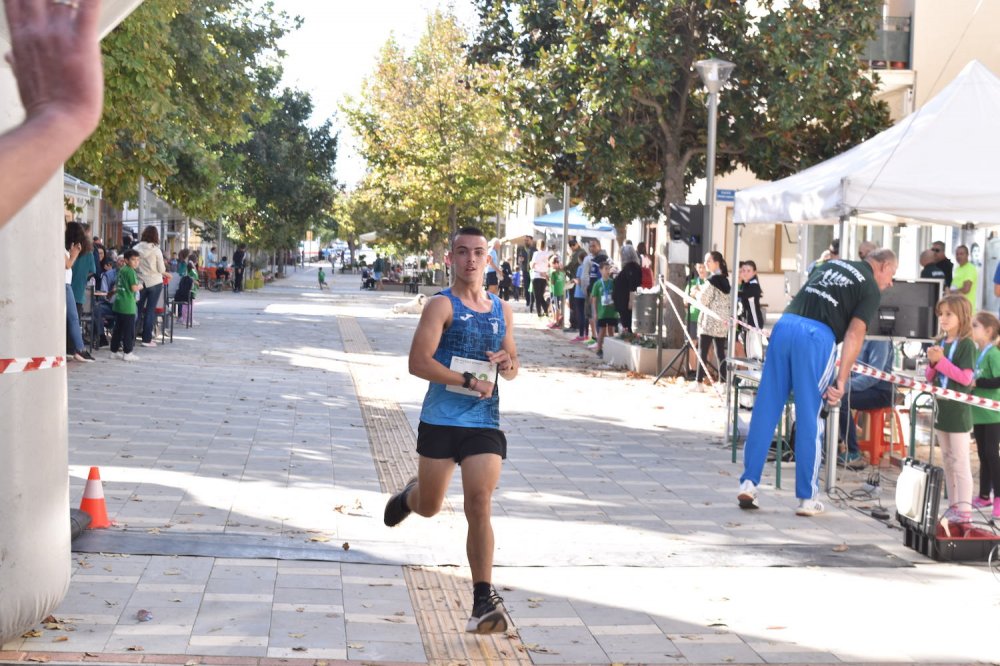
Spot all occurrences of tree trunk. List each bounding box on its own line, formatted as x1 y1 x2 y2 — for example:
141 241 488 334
661 165 690 350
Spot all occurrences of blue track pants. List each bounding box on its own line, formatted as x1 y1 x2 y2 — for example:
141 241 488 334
740 314 837 500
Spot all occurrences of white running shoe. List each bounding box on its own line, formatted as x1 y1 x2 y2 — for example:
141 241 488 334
737 480 759 510
122 352 140 362
140 341 157 348
795 498 825 516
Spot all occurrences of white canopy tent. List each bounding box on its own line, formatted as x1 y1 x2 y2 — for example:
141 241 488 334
726 61 1000 472
534 205 617 239
735 60 1000 227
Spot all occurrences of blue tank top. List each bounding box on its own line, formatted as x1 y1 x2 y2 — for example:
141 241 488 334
420 289 505 429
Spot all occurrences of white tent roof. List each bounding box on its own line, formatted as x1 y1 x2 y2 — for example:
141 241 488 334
735 61 1000 226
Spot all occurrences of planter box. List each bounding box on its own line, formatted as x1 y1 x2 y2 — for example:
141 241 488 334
603 338 674 375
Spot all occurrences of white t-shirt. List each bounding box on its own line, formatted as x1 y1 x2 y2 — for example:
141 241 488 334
65 250 73 285
530 249 551 279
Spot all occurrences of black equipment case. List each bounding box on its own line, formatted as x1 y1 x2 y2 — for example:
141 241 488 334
895 458 1000 562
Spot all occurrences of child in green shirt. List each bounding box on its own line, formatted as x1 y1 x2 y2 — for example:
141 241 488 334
970 311 1000 519
318 267 328 290
110 250 142 361
589 261 618 359
547 255 566 329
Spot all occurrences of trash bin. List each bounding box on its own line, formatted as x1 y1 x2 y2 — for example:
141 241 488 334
633 293 659 335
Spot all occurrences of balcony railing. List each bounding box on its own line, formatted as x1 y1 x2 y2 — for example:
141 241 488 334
862 16 911 69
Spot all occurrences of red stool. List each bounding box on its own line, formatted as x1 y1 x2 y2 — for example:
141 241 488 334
855 407 905 465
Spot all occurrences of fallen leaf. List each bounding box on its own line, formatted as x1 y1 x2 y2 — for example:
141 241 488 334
53 636 69 643
169 598 182 603
309 536 330 543
292 646 307 652
526 597 543 602
25 656 49 663
296 607 305 613
767 625 786 630
126 645 144 652
382 617 405 623
288 632 305 638
333 505 347 513
163 569 181 576
22 630 42 638
348 642 364 649
84 653 99 658
832 543 849 553
44 623 64 630
529 646 558 654
342 542 350 550
42 615 58 623
185 659 200 665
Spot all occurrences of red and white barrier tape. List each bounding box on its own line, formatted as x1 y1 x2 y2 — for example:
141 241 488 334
663 279 770 337
852 361 1000 412
0 356 66 374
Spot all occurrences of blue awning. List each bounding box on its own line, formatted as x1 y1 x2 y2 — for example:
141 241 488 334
533 205 616 238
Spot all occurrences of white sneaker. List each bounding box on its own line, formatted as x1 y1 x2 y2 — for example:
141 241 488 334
110 350 124 360
122 352 140 362
795 498 824 516
737 480 759 510
140 341 157 348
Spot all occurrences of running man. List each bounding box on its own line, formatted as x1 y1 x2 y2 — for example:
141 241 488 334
383 226 519 634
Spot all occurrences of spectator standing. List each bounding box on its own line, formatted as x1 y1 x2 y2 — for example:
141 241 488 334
133 226 169 348
970 312 1000 520
547 255 566 329
485 238 501 295
571 257 589 342
950 244 977 310
520 236 534 311
565 241 584 329
373 254 385 290
590 260 618 359
931 241 954 289
737 260 765 359
511 268 522 301
64 222 95 362
924 294 976 524
837 339 894 470
529 238 552 317
499 260 512 301
233 245 247 292
693 251 731 386
613 244 643 333
637 241 654 289
585 239 608 342
920 248 947 283
738 249 898 515
69 223 96 328
110 249 142 362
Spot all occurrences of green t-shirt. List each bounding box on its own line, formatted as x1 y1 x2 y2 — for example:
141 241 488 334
934 337 976 432
686 276 703 322
590 278 618 320
549 269 565 297
785 259 880 343
972 344 1000 425
952 261 977 310
113 265 138 315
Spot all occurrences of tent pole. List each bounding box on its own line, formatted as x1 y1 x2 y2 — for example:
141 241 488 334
724 222 743 439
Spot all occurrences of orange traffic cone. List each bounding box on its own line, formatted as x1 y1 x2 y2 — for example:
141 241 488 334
79 466 112 529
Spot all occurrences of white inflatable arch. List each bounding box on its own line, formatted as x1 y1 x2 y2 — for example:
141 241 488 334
0 1 145 644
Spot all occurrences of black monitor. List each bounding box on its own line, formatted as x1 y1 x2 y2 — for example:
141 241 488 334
876 278 942 340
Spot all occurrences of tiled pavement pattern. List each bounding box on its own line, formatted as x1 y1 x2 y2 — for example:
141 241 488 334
2 266 997 664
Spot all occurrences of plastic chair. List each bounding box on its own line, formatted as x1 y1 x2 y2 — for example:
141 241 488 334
155 276 173 344
855 406 906 465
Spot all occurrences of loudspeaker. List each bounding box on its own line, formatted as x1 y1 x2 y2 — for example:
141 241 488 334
669 204 705 265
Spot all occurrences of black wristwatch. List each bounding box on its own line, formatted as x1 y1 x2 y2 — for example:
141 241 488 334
462 372 476 389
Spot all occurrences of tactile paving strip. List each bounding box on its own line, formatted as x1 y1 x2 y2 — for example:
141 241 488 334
339 316 530 666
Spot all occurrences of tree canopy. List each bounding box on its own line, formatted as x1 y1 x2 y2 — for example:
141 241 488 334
469 0 891 231
342 10 528 253
69 0 292 219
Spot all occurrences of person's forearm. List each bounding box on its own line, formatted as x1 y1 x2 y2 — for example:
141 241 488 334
0 112 94 228
838 331 865 388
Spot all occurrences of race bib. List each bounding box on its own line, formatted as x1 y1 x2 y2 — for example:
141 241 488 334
445 355 497 397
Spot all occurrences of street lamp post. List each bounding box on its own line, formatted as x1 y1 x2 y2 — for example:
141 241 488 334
694 57 735 253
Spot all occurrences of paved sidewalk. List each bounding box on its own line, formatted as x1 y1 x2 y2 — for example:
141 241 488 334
2 265 997 665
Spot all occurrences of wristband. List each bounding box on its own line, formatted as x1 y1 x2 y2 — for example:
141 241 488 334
462 371 476 389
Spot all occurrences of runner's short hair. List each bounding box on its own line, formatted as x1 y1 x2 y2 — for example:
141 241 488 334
453 227 486 245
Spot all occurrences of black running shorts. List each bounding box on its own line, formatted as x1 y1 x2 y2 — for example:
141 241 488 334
416 421 507 463
485 272 499 287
